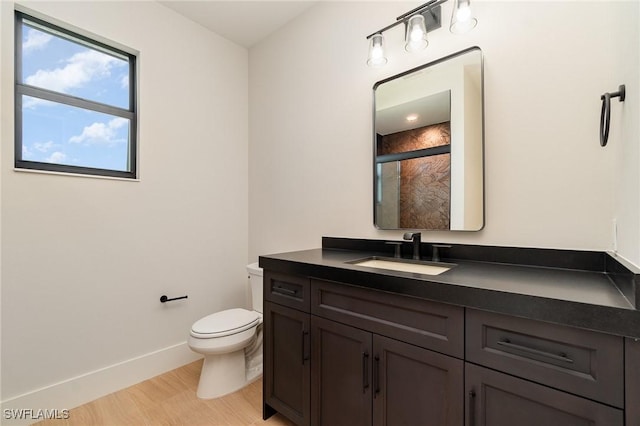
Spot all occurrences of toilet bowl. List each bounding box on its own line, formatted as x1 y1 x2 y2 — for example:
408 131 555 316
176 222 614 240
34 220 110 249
188 263 263 399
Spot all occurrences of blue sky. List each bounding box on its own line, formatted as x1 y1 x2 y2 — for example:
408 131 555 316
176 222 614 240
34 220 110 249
20 22 132 171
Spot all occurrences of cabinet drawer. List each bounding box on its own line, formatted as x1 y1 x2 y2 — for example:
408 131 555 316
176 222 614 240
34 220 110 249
466 309 624 408
466 364 623 426
264 271 310 312
311 279 464 358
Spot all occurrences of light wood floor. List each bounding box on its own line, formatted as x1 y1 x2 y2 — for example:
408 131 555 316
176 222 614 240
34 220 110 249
35 360 294 426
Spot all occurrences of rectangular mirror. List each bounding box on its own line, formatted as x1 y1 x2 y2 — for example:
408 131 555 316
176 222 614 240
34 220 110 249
373 47 484 231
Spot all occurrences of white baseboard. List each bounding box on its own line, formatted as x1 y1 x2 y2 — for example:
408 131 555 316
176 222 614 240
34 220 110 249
1 342 202 425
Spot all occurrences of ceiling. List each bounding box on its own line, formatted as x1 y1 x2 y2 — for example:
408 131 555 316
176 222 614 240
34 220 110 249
160 1 318 48
377 91 451 136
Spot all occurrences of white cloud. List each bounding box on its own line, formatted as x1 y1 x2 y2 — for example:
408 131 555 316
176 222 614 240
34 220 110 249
22 145 33 159
34 140 56 152
22 97 55 110
69 117 128 145
120 74 129 89
23 29 52 53
25 49 125 94
45 151 67 164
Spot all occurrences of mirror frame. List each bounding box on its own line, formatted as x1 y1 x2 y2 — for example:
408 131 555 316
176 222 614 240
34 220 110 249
372 46 485 231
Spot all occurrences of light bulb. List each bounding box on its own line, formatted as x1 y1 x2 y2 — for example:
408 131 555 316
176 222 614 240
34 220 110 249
456 4 471 22
367 34 387 67
405 14 428 52
450 0 477 34
410 28 423 42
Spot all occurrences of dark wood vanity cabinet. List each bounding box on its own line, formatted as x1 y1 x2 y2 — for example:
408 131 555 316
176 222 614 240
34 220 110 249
465 309 624 426
264 301 311 426
311 316 463 426
263 270 632 426
466 309 624 408
309 278 464 425
264 271 464 426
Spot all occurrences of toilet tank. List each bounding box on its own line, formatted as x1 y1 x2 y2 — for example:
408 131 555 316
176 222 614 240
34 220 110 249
247 262 263 313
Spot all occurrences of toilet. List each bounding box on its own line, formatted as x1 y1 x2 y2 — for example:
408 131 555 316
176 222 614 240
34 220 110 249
188 262 264 399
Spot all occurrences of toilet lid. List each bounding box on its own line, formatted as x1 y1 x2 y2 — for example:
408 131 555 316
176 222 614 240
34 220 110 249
191 308 261 337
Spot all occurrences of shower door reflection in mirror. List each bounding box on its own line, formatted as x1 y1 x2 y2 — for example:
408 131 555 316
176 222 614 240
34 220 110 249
374 47 484 231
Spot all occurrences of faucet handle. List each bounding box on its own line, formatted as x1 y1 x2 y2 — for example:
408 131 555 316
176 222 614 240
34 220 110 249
431 244 452 263
385 241 403 258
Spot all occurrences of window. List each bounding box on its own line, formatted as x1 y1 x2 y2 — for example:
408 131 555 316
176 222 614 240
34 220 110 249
15 11 137 179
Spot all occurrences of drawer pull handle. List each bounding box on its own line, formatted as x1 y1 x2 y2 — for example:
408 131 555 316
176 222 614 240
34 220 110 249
497 339 574 364
273 286 297 296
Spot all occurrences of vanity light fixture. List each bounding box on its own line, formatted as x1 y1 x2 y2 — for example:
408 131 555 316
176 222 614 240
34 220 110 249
366 0 477 67
405 14 428 52
367 33 388 67
450 0 478 34
406 114 419 122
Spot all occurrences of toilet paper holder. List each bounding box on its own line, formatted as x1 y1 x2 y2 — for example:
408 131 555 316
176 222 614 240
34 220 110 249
160 294 188 303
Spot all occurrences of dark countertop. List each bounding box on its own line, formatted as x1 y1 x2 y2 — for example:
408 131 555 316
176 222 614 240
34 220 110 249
259 244 640 339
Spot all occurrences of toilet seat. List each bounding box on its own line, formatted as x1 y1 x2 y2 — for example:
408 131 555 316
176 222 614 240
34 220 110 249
191 308 261 338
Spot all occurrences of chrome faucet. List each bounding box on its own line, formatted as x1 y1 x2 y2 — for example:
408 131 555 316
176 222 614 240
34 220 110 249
403 232 421 260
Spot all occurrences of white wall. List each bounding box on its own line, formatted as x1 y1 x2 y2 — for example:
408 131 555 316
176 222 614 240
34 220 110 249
613 0 640 265
0 0 638 418
249 1 640 266
1 0 249 414
0 0 4 410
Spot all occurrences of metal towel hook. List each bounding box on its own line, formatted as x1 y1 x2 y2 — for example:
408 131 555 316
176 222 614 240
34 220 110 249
600 84 625 147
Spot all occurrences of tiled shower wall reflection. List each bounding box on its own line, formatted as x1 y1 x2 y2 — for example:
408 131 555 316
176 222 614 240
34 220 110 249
378 122 451 229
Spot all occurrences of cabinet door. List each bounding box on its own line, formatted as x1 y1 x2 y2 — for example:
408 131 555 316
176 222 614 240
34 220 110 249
311 316 372 426
264 301 311 426
373 335 463 426
626 337 640 426
465 364 623 426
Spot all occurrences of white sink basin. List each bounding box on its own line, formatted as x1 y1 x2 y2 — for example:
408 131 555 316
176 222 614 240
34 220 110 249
349 257 454 276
